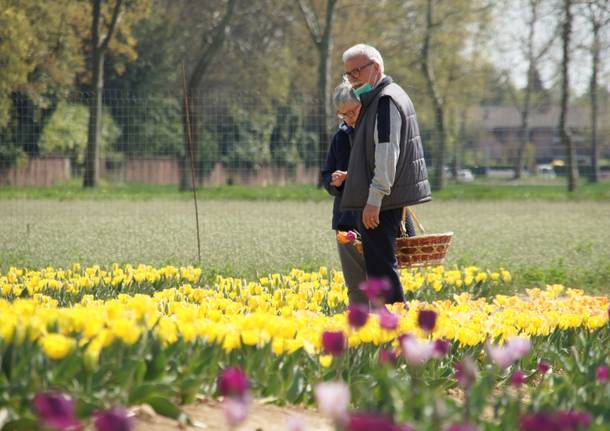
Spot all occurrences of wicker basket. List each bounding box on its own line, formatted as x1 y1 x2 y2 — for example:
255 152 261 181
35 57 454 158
354 207 453 268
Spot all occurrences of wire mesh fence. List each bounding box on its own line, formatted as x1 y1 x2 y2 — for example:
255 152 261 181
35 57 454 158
2 89 609 188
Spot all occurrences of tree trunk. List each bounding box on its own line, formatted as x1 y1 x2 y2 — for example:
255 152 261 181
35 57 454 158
589 22 600 183
559 0 577 192
316 0 336 187
84 0 103 188
515 108 530 180
179 0 237 191
515 63 532 180
454 109 467 179
422 0 445 191
83 0 122 188
515 1 539 180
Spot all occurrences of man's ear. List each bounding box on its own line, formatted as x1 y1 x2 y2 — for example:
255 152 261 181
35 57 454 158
373 63 382 78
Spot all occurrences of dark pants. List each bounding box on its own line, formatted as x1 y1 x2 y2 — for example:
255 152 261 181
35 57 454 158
357 207 405 304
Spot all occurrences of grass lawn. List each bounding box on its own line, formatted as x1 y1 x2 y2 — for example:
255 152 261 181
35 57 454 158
1 178 610 201
1 198 609 293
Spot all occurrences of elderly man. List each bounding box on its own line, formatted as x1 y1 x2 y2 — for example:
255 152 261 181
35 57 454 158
340 44 431 304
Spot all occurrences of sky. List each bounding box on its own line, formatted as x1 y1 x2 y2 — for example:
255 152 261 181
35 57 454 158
489 0 610 96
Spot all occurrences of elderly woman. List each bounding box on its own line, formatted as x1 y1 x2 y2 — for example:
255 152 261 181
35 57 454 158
321 82 368 304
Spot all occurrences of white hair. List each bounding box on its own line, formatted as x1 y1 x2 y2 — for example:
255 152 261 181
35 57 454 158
342 44 384 74
333 80 359 109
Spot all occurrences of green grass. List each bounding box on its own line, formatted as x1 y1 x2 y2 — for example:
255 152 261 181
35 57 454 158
1 178 609 201
1 199 609 293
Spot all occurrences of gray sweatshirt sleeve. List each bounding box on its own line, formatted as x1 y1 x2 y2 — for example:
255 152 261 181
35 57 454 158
367 97 401 207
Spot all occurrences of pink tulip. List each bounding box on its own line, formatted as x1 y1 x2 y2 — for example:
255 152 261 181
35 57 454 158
537 361 551 375
222 397 250 428
286 414 306 431
378 308 399 330
379 349 399 366
445 424 478 431
400 334 434 366
511 370 526 388
596 366 609 383
314 381 350 425
346 413 396 431
432 339 451 358
520 410 591 431
486 336 531 369
359 278 392 302
508 336 532 359
455 357 478 389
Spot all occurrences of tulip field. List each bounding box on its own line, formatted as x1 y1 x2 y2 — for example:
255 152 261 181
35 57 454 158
0 262 609 430
1 196 610 430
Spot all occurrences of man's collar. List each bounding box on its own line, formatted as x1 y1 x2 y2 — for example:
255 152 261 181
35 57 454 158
360 75 393 107
374 74 387 88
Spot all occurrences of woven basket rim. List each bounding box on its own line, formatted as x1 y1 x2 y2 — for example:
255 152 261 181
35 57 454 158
403 232 454 237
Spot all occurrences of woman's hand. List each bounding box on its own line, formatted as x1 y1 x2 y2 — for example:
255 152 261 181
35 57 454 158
330 170 347 187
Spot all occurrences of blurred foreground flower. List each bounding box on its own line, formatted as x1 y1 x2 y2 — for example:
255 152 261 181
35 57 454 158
315 381 350 426
347 304 369 329
519 410 591 431
32 392 81 431
322 330 346 356
337 230 357 245
486 336 531 368
417 309 437 332
455 357 478 389
222 397 250 428
218 367 249 399
93 408 133 431
596 365 609 383
400 334 434 366
359 278 392 303
378 308 399 330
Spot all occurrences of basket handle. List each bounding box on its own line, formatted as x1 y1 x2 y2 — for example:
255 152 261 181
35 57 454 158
401 207 426 236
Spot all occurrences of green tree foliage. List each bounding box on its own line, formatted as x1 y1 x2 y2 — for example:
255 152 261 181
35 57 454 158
39 102 120 168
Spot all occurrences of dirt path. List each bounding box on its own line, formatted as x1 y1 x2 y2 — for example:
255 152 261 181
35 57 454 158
133 399 333 431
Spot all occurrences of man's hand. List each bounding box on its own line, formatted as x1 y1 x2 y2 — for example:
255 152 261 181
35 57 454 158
362 203 380 229
330 170 347 187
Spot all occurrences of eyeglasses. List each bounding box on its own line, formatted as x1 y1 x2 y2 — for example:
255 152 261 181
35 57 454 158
343 61 374 80
337 107 359 121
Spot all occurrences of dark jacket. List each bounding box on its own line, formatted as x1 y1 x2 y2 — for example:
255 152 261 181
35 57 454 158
321 124 359 231
341 76 431 211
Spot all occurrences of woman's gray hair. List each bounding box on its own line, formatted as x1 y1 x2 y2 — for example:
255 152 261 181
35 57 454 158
333 81 360 109
342 44 384 74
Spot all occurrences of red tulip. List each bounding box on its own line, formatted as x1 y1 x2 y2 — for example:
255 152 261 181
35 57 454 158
94 408 133 431
322 330 346 356
417 309 437 332
347 304 369 329
32 392 81 431
218 367 249 399
596 365 609 383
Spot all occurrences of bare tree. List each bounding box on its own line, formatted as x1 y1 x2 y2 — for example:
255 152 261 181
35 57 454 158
505 0 555 179
421 0 447 191
295 0 338 186
584 0 610 183
83 0 124 188
559 0 578 192
179 0 237 191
